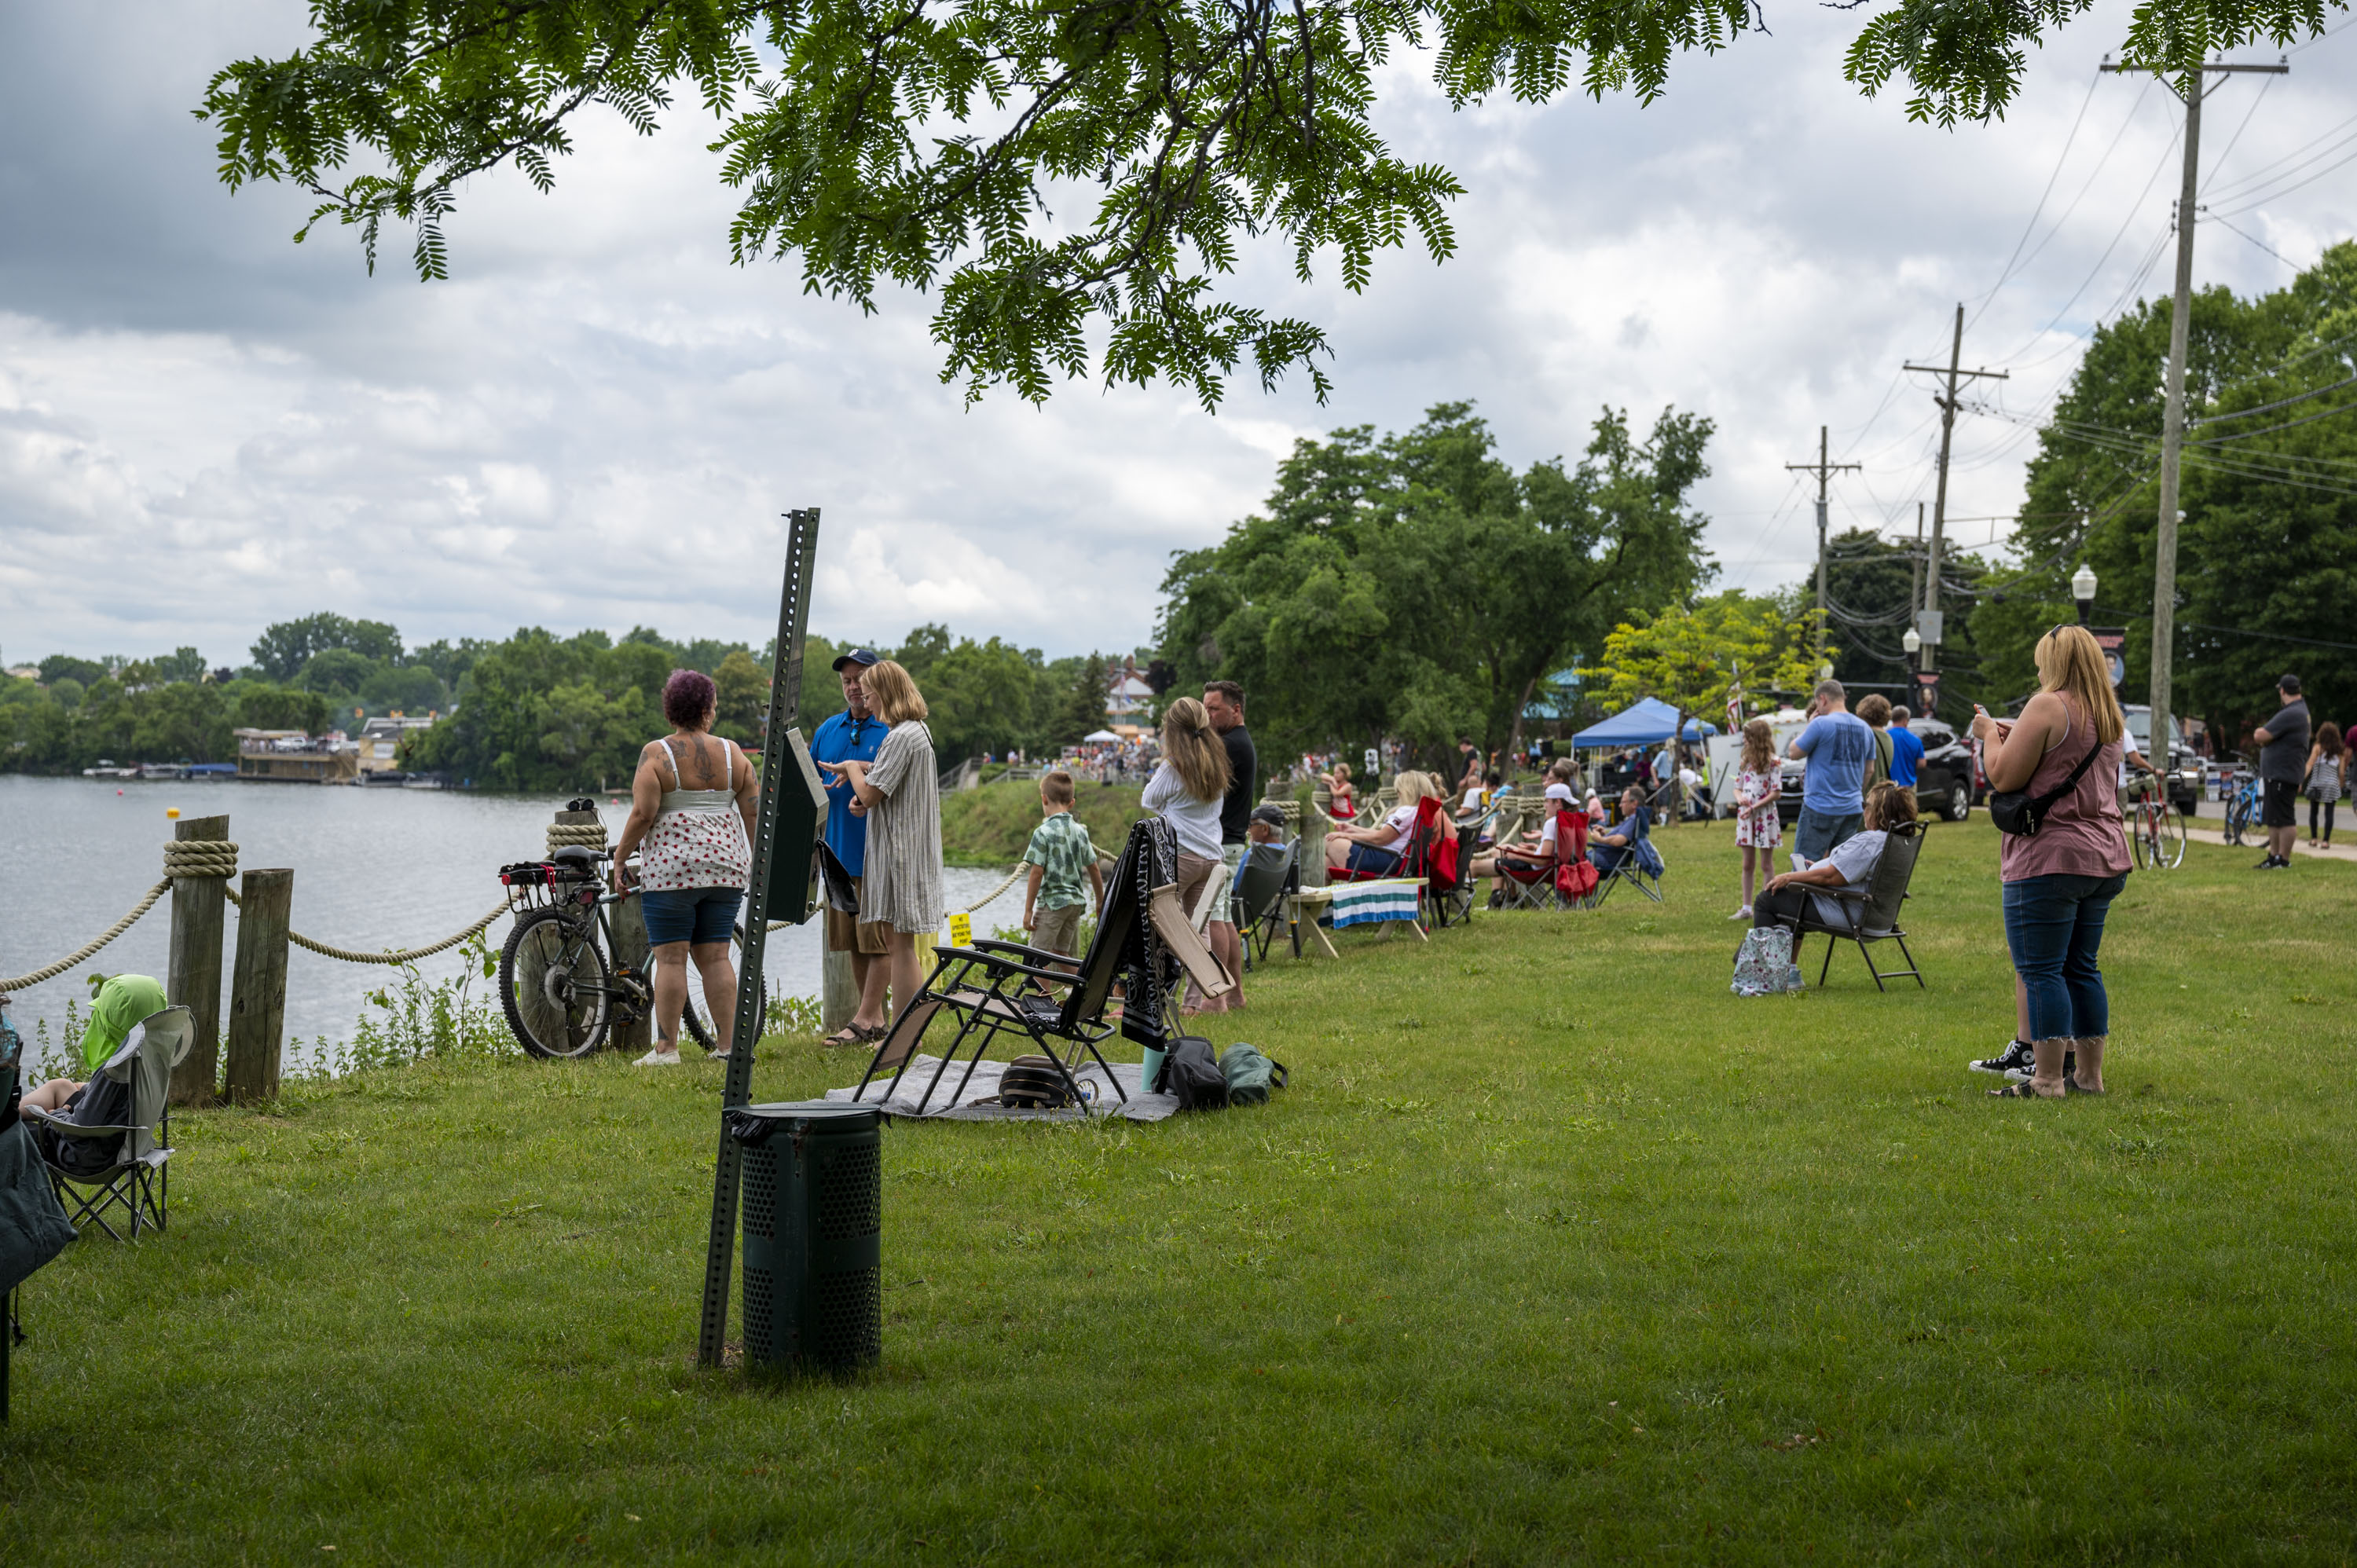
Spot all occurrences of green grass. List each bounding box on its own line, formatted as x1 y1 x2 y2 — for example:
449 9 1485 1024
938 778 1146 866
6 819 2356 1563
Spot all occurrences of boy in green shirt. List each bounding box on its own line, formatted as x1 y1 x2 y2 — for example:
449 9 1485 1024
1022 771 1103 959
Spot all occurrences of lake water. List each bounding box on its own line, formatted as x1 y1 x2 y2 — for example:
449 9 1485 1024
0 776 1017 1071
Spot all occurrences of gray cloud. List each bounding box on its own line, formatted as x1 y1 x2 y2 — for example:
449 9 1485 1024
3 1 2352 665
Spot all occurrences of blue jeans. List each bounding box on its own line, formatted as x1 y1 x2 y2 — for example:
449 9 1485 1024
1794 807 1862 863
2003 872 2129 1041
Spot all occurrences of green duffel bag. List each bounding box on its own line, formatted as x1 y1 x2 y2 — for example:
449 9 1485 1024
1217 1043 1289 1107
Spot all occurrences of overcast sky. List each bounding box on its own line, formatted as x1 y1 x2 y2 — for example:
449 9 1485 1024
4 2 2353 669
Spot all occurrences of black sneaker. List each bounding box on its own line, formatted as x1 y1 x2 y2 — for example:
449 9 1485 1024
1970 1039 2034 1075
2006 1048 2077 1084
2255 855 2284 870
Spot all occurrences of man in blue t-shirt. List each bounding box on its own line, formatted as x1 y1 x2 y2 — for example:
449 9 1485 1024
810 649 890 1042
1888 705 1926 799
1787 678 1875 863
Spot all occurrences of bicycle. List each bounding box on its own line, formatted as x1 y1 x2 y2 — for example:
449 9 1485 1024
2124 768 2186 870
2220 767 2260 847
495 846 716 1058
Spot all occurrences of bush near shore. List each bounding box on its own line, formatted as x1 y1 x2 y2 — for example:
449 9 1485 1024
939 776 1148 866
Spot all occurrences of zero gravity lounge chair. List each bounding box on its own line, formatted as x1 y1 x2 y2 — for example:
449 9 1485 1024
852 819 1231 1115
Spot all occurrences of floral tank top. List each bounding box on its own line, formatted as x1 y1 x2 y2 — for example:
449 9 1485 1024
638 738 753 893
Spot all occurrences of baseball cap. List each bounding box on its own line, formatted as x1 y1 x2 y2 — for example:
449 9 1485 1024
1543 781 1574 802
831 647 881 672
1249 804 1286 829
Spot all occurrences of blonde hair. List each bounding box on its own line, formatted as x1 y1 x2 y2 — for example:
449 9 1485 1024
860 659 928 725
1158 697 1232 804
1741 718 1776 774
1331 759 1352 782
2033 625 2124 746
1394 770 1445 806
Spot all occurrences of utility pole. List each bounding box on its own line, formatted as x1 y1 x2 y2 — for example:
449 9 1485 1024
2101 54 2286 755
1904 306 2007 708
1785 425 1860 665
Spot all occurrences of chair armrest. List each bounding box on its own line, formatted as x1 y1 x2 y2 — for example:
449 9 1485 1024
973 938 1087 968
935 945 1087 988
20 1108 138 1138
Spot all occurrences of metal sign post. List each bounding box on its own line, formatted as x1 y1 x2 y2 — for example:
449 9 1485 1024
698 508 821 1368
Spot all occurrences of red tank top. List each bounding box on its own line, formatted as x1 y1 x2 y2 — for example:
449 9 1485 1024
1998 694 2133 883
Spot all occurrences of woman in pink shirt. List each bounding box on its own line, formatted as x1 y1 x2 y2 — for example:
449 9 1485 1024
1971 625 2133 1100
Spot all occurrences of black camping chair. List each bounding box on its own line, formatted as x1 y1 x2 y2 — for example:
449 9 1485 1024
22 1006 192 1241
1233 840 1299 967
852 822 1233 1115
1589 822 1664 908
1424 814 1478 930
1777 824 1926 991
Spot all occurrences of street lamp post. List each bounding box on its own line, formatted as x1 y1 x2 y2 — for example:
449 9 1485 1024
2072 562 2098 628
1902 626 1923 713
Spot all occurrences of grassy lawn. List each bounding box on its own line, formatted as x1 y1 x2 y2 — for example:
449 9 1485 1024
5 818 2355 1563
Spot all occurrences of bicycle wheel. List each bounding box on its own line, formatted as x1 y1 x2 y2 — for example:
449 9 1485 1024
2223 793 2249 846
680 999 717 1053
500 908 611 1058
2152 798 2187 869
2132 808 2153 870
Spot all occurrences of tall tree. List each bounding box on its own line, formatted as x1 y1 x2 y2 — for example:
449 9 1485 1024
1159 402 1714 771
1595 591 1819 819
196 0 2331 406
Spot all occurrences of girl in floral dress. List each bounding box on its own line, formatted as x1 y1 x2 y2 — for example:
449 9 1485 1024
1731 718 1783 919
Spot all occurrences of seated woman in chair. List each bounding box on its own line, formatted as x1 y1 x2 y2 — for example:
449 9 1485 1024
1589 787 1653 872
1751 782 1916 930
1472 808 1565 901
1325 770 1439 877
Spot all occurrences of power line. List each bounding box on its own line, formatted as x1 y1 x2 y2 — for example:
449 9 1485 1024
1965 71 2108 334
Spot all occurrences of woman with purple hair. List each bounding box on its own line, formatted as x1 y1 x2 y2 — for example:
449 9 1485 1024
610 668 757 1064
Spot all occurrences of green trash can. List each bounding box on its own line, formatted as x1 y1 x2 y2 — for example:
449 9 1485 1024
726 1101 883 1370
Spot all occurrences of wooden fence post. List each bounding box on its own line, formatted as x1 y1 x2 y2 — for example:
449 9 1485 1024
167 814 231 1106
224 868 293 1105
821 948 855 1032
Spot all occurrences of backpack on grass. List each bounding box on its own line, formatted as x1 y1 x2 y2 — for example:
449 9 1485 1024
1157 1036 1230 1110
1218 1043 1288 1107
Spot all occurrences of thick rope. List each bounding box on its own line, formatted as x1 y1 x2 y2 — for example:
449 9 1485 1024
163 839 240 879
222 885 518 965
546 822 610 855
0 880 171 991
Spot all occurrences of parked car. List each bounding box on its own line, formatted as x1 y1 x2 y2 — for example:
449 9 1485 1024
1778 717 1983 824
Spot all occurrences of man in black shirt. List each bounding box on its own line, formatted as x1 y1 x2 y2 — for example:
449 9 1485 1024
2254 674 2311 869
1204 680 1255 1010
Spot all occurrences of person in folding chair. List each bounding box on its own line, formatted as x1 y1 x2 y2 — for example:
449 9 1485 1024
19 999 192 1241
1748 782 1921 987
1589 786 1664 903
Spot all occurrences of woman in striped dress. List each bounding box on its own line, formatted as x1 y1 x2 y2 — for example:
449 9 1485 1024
816 659 943 1024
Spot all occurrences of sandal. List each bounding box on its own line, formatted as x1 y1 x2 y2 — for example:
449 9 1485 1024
2065 1076 2104 1095
821 1026 871 1048
1989 1082 2061 1099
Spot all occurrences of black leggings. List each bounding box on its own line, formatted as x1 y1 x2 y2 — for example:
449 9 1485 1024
2313 797 2337 839
1752 886 1812 929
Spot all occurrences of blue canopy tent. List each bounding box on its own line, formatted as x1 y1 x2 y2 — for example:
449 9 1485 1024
1569 697 1718 748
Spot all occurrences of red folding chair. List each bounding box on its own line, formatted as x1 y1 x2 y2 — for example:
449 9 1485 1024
1494 808 1598 910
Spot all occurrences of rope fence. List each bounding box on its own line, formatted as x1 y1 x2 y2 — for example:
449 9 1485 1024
0 880 172 991
222 885 519 966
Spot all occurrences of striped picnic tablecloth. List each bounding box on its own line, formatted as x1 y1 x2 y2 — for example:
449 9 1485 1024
1325 877 1423 928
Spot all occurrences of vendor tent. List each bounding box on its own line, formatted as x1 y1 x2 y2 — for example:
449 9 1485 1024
1083 729 1122 742
1570 697 1718 748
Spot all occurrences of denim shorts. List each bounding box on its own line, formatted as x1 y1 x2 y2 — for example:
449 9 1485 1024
640 886 742 947
1344 842 1402 876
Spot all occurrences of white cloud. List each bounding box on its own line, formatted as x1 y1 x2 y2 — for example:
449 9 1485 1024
2 0 2353 669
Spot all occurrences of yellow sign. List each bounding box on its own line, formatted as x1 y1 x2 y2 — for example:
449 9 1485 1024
947 912 973 948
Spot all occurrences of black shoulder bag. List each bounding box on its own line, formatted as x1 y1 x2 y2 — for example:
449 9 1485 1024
1987 737 2102 838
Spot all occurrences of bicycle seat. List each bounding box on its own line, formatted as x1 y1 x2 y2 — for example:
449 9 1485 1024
551 845 608 870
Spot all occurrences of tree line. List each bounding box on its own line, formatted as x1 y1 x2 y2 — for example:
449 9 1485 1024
3 614 1131 789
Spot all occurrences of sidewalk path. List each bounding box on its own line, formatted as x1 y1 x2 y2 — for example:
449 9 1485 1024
2184 824 2357 863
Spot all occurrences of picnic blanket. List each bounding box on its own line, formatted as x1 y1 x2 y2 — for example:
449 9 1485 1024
1326 877 1422 928
827 1056 1179 1122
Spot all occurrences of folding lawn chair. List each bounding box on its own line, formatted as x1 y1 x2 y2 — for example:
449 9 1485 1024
1232 840 1300 966
22 1005 191 1242
1589 822 1664 907
1778 823 1925 991
1492 808 1602 910
852 820 1230 1114
1424 809 1475 929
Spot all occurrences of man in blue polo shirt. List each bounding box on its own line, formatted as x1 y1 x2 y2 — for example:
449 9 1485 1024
811 649 890 1044
1787 678 1875 863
